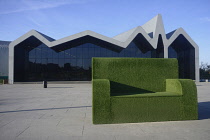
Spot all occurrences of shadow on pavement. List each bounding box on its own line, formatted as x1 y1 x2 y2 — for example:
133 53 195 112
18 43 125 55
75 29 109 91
1 101 209 120
0 106 92 114
198 101 210 120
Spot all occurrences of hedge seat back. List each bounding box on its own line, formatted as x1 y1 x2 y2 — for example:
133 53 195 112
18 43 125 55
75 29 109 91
92 58 178 93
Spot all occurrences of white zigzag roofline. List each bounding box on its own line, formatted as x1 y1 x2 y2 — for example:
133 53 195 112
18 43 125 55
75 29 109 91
9 14 198 51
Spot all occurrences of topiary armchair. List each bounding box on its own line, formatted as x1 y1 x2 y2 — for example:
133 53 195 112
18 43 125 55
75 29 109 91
92 58 198 124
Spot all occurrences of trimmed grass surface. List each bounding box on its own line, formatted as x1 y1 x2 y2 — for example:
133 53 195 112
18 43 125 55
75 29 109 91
92 58 198 124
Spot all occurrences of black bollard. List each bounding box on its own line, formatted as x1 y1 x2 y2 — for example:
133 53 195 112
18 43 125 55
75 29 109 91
43 80 47 88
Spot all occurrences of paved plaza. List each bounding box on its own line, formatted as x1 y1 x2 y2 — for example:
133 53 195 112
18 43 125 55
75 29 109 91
0 82 210 140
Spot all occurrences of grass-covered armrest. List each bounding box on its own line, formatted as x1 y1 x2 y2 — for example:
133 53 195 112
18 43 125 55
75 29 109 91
167 79 198 119
166 79 183 95
92 79 111 124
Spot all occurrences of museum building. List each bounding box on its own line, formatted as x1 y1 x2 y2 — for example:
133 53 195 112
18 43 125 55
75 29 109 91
0 15 199 84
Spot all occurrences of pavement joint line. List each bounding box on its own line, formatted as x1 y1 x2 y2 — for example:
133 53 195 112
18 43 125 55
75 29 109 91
84 112 86 119
16 125 30 137
56 119 62 126
67 102 73 113
65 109 69 113
82 112 86 136
82 125 85 136
140 127 146 134
0 119 15 128
38 113 45 119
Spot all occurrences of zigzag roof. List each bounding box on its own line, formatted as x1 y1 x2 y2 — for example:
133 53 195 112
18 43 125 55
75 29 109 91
9 14 198 51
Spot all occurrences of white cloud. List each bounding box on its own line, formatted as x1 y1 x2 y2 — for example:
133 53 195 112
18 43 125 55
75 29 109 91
0 0 87 15
28 17 43 27
200 17 210 22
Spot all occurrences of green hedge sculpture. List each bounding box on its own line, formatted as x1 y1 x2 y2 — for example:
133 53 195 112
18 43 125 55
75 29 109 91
92 58 198 124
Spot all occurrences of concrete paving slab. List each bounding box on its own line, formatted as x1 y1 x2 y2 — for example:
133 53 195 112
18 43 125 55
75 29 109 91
0 83 210 140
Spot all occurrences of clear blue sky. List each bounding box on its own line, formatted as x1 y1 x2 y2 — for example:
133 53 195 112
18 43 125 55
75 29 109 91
0 0 209 64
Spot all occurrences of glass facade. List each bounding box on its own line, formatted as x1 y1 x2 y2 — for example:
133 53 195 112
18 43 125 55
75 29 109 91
14 41 159 82
168 35 195 80
13 34 196 82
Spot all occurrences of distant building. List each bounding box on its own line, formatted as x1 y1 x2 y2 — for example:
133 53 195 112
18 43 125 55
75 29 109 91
5 14 198 83
0 41 11 79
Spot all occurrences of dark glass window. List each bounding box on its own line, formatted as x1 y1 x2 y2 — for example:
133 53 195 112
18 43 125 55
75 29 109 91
168 35 195 80
14 41 159 82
